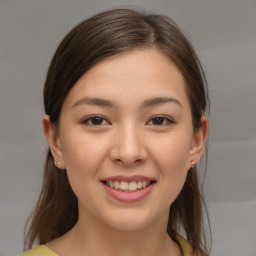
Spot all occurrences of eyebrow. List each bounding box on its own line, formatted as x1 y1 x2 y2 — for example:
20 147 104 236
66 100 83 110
72 97 117 108
72 96 182 109
140 97 182 109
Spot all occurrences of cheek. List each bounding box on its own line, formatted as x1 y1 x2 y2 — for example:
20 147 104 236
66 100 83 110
60 131 109 186
148 133 191 198
60 133 112 214
150 133 191 171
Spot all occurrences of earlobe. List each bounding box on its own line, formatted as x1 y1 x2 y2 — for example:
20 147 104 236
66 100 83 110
189 115 209 166
42 115 65 170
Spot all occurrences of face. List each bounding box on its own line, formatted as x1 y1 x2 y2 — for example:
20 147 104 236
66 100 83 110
44 48 207 231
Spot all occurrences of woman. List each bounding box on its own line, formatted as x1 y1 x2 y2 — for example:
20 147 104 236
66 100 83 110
21 8 210 256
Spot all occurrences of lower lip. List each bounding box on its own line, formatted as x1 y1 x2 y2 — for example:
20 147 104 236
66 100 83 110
102 183 155 203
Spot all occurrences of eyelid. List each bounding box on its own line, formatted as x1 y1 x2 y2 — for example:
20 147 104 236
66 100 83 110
81 115 111 126
146 115 176 126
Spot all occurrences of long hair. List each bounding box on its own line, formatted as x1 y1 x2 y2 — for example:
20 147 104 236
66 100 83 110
24 8 211 255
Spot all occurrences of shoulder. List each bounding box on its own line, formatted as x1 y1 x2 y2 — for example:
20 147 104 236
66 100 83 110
19 245 57 256
176 235 193 256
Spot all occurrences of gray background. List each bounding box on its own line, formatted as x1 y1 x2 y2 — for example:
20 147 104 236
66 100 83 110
0 0 255 255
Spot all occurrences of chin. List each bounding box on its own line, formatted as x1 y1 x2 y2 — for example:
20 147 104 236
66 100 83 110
109 219 149 232
102 209 157 232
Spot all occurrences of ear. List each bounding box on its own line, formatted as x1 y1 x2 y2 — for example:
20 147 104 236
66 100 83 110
189 115 209 168
42 115 65 170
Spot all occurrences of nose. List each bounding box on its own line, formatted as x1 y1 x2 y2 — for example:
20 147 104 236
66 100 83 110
109 124 148 167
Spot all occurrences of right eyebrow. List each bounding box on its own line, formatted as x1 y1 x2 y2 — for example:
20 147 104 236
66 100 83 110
72 97 117 108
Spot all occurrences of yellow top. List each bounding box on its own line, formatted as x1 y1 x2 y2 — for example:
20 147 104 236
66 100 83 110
19 245 57 256
19 236 192 256
177 235 193 256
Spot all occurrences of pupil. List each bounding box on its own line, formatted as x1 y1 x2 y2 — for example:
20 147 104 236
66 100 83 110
92 117 103 125
153 117 164 125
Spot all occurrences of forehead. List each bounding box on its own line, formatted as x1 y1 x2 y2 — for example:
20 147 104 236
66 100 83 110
63 48 190 111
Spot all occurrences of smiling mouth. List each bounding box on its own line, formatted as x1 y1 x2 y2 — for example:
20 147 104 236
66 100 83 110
102 180 156 192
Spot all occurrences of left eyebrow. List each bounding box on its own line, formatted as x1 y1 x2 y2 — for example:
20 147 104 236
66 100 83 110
140 97 182 109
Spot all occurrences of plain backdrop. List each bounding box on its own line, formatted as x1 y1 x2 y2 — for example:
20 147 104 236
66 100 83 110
0 1 255 255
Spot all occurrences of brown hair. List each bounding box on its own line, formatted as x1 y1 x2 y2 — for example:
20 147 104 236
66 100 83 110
24 8 211 255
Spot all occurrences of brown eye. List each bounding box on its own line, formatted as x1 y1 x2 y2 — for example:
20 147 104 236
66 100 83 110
152 117 165 125
82 116 110 126
147 116 174 126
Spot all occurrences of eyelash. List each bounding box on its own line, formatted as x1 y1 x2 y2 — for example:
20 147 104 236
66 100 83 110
146 116 175 126
81 115 111 126
81 115 175 126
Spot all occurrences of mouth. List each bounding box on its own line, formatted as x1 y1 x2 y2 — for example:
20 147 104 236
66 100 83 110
101 180 156 192
101 176 156 202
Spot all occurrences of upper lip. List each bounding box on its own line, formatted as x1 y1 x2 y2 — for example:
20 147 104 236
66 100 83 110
102 175 156 182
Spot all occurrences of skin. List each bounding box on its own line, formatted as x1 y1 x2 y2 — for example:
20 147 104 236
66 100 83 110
43 48 208 256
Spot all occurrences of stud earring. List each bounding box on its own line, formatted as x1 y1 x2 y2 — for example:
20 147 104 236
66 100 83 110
191 160 195 169
57 162 61 165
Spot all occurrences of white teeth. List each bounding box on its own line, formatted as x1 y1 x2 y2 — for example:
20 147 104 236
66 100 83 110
114 181 120 189
120 181 129 191
109 180 114 188
106 180 152 192
128 181 137 191
137 181 143 189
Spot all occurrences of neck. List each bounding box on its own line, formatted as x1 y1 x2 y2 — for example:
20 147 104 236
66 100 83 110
63 210 181 256
48 208 182 256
